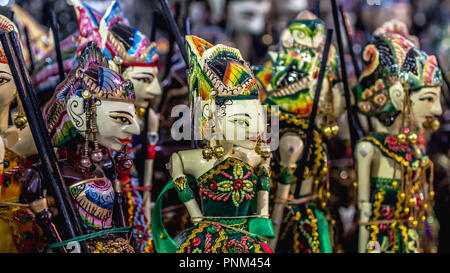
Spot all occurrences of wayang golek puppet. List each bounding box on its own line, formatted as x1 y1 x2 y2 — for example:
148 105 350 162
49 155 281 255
27 0 163 252
152 35 275 253
0 15 47 253
355 32 443 253
255 11 346 253
21 42 140 253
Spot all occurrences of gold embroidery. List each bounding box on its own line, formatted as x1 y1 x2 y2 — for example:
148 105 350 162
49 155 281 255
197 157 253 186
177 222 207 253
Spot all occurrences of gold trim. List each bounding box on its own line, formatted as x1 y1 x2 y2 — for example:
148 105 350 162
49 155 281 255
69 177 107 189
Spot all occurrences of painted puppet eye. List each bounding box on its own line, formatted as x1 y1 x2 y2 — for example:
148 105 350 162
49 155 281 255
0 77 10 86
109 114 132 125
134 75 154 84
229 118 250 127
419 97 434 103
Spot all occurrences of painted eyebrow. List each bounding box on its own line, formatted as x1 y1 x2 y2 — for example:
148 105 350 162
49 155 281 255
132 72 154 76
421 91 438 97
229 113 251 118
0 71 11 75
109 111 133 117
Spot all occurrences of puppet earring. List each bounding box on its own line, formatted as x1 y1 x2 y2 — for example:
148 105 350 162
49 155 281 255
90 99 103 163
319 79 339 138
202 140 214 160
116 145 133 170
14 98 28 130
423 117 440 132
213 142 225 159
397 81 417 144
320 115 340 138
255 133 271 159
80 99 93 170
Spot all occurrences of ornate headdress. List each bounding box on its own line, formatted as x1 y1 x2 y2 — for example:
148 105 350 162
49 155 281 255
0 15 29 130
186 35 260 143
45 42 134 147
281 11 326 51
0 15 19 64
72 0 158 69
356 33 442 125
254 11 340 117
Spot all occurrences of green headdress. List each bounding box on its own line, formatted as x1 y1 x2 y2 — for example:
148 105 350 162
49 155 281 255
185 35 260 139
255 40 340 117
253 10 340 117
356 33 442 126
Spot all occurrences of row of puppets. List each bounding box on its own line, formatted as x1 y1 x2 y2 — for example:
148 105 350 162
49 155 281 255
0 0 447 253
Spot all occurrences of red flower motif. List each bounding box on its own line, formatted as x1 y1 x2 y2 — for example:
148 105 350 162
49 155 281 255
385 136 397 146
233 179 243 190
192 236 201 247
405 153 412 162
209 180 217 190
381 206 394 220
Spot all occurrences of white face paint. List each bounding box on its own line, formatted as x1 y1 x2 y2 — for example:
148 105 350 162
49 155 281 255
123 66 161 108
410 86 442 127
68 97 140 151
217 99 265 149
0 63 16 108
96 100 140 151
228 0 271 35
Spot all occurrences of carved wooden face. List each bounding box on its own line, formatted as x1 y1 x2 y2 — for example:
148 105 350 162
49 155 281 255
122 65 161 108
216 99 265 149
410 86 442 127
67 97 140 151
0 62 16 108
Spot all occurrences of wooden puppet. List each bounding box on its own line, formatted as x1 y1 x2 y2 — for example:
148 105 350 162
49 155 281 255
21 42 139 253
69 0 162 252
254 11 346 253
0 15 46 253
152 35 274 253
355 31 443 253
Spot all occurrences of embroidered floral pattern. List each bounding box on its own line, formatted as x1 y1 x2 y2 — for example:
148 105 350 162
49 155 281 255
199 159 256 207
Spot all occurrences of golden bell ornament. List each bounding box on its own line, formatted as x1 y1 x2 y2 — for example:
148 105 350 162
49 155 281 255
135 106 146 119
321 126 332 138
254 142 262 155
259 146 271 159
397 133 407 144
430 119 440 132
331 124 339 136
213 144 225 159
407 133 418 144
14 115 28 130
202 145 213 160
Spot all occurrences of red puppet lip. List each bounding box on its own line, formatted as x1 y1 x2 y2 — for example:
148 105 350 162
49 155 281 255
248 136 259 142
144 98 151 102
117 138 132 145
